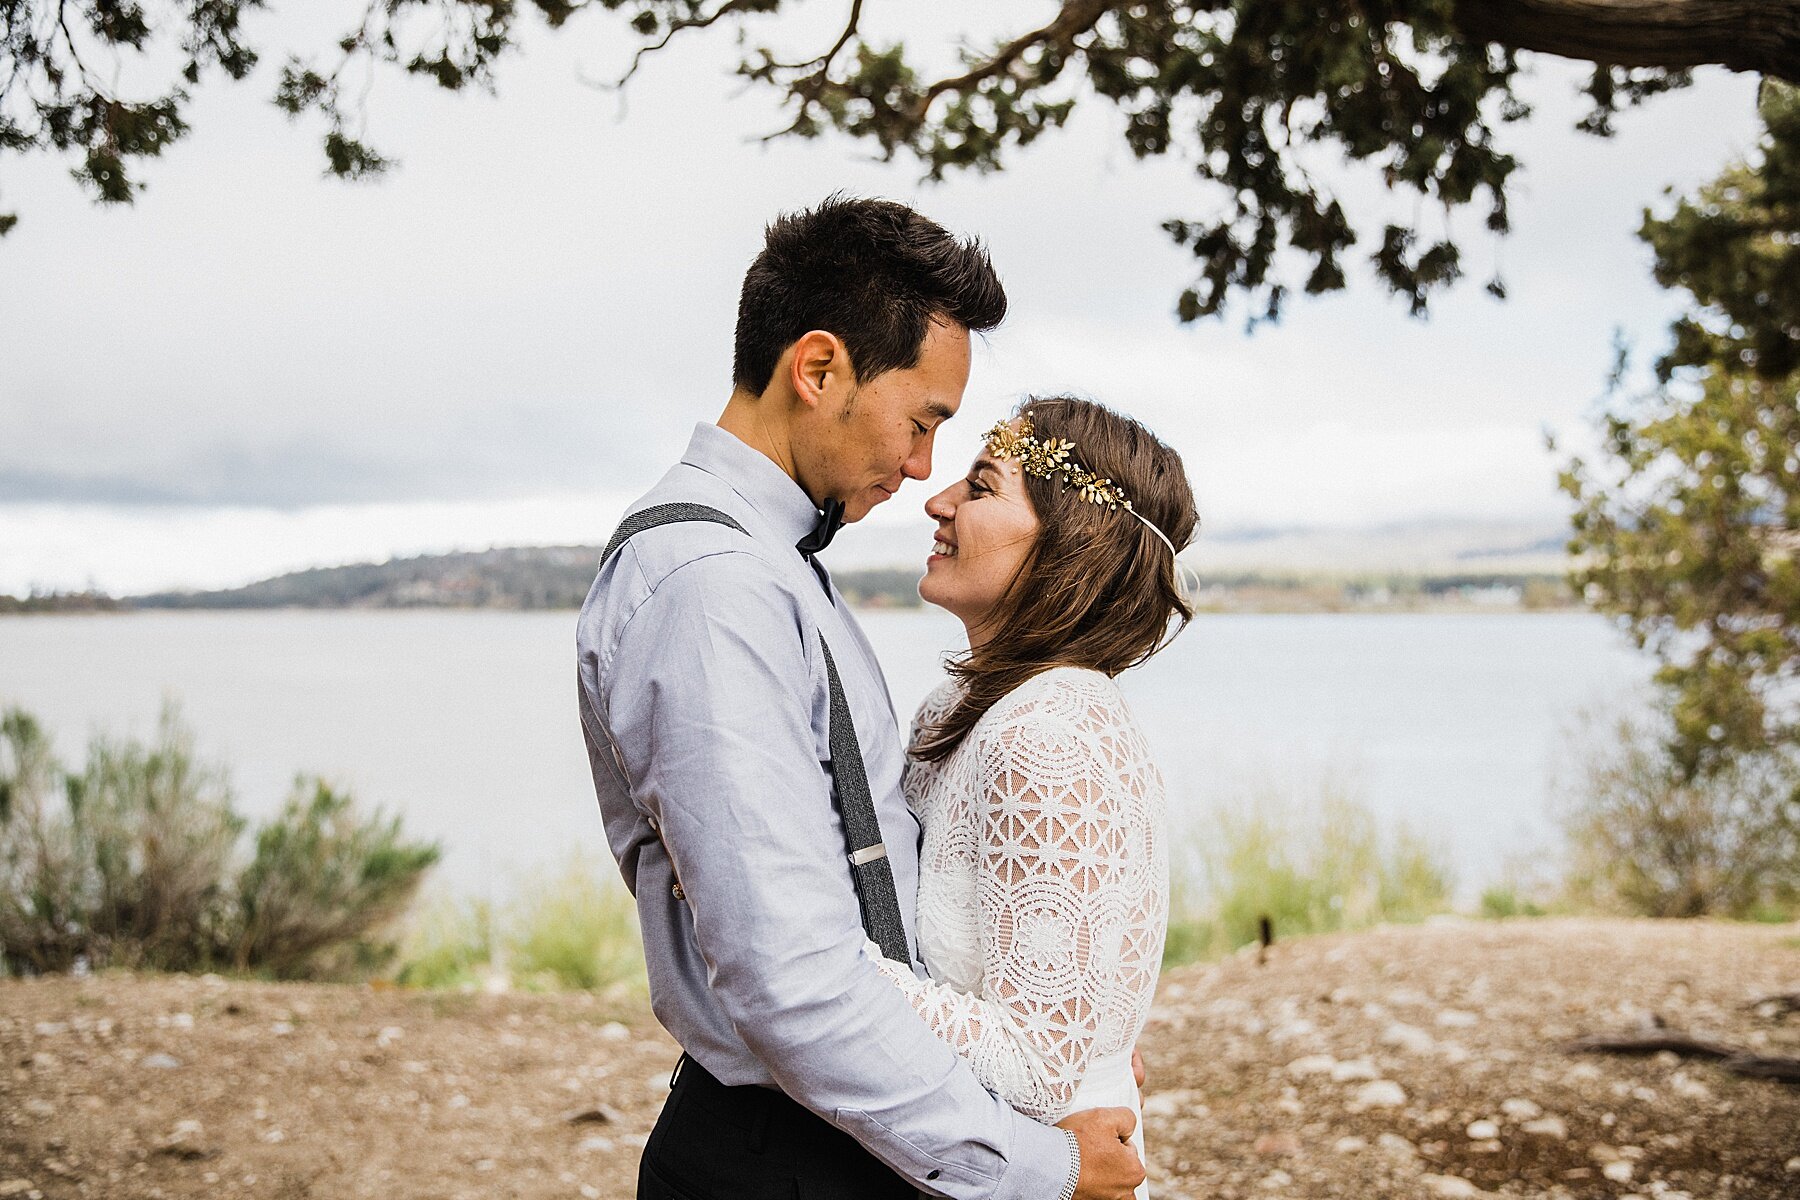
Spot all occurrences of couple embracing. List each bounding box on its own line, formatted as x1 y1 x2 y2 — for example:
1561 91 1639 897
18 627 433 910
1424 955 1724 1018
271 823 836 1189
577 195 1197 1200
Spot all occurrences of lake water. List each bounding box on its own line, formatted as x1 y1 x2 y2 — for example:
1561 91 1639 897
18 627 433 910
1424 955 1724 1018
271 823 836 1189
0 609 1653 905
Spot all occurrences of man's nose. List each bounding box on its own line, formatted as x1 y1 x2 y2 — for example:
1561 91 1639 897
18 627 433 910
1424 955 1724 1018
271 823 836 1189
903 430 935 481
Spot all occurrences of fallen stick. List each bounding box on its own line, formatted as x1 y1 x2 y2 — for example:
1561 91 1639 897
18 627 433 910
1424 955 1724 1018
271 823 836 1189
1565 1031 1800 1085
1564 1032 1737 1058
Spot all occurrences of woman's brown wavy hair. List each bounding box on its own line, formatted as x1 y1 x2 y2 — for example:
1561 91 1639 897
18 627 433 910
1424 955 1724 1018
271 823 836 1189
912 395 1198 763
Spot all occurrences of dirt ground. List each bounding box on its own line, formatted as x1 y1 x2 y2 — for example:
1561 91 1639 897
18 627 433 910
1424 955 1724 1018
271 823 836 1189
2 918 1796 1200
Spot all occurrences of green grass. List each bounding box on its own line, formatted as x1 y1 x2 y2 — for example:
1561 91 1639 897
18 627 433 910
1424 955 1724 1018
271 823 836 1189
395 852 646 994
1162 780 1455 966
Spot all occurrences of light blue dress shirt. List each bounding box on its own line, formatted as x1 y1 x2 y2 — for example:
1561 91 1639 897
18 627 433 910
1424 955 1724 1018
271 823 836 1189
576 423 1071 1200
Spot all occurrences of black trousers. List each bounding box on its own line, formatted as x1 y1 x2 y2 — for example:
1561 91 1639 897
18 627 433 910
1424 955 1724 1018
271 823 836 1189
637 1054 918 1200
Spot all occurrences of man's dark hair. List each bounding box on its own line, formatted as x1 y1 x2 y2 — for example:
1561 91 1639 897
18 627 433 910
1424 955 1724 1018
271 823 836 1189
733 195 1007 395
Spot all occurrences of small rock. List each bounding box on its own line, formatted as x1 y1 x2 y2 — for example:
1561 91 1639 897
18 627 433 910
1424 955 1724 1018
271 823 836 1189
1332 1136 1368 1154
1567 1062 1602 1082
1785 1156 1800 1173
1499 1097 1543 1121
1380 1022 1437 1054
1286 1054 1336 1077
1252 1132 1301 1157
1652 1050 1682 1068
1670 1072 1713 1102
1351 1080 1407 1109
270 1021 295 1036
1590 1143 1622 1164
1468 1139 1502 1154
1258 1169 1292 1189
376 1026 404 1047
32 1023 67 1037
576 1135 614 1154
598 1022 631 1042
1330 1058 1380 1082
1142 1090 1204 1119
474 1159 496 1172
1466 1119 1500 1140
168 1012 194 1031
0 1182 34 1198
1521 1116 1569 1140
1602 1161 1635 1184
155 1120 211 1160
139 1053 181 1070
22 1099 54 1120
564 1105 624 1126
1421 1174 1482 1198
1376 1132 1418 1159
1435 1009 1478 1028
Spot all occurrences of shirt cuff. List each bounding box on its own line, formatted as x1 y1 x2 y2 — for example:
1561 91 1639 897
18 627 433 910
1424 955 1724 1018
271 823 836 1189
988 1116 1074 1200
1057 1128 1081 1200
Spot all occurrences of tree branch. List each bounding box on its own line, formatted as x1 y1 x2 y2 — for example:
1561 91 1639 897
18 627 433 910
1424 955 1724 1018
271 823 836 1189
915 0 1112 120
1453 0 1800 82
617 0 766 88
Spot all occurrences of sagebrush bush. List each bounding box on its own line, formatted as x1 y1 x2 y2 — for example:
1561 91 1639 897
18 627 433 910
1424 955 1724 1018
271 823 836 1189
233 778 441 978
0 704 440 979
1560 710 1800 918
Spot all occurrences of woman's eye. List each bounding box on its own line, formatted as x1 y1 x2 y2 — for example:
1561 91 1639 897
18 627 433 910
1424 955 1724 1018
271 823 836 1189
965 478 988 497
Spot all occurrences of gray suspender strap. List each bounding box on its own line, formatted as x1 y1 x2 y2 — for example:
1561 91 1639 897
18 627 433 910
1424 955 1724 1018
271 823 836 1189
817 641 910 964
601 502 747 563
598 503 913 965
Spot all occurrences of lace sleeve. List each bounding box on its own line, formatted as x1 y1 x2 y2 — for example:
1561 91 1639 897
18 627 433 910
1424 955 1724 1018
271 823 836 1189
872 685 1142 1122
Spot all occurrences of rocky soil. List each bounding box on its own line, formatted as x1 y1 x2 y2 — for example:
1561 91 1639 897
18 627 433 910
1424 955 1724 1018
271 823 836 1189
2 918 1796 1200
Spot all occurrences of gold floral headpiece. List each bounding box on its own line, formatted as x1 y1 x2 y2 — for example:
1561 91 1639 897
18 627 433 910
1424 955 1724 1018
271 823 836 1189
983 414 1199 605
984 417 1133 510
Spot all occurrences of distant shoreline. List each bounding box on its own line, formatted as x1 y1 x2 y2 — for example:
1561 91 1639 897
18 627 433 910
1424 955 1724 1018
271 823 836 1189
1 544 1584 616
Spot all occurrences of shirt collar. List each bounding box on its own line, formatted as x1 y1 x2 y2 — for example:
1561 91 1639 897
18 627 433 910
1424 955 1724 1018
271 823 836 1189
679 422 821 548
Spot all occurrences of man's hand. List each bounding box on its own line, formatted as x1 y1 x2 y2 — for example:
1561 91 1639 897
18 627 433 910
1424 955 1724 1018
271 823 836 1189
1057 1106 1144 1200
1131 1046 1146 1090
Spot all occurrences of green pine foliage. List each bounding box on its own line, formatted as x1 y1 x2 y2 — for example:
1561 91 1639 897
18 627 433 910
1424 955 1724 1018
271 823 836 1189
1563 84 1800 781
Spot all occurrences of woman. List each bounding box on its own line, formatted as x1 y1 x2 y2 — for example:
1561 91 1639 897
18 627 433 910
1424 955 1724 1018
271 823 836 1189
865 395 1197 1199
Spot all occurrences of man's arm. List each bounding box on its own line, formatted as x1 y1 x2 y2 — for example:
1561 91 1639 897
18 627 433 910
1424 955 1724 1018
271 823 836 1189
605 548 1071 1200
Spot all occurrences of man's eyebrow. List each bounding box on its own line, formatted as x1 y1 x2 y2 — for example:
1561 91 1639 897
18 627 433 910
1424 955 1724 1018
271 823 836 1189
923 402 955 422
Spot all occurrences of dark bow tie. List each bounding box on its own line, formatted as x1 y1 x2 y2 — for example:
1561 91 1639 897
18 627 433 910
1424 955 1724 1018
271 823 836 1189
796 497 845 558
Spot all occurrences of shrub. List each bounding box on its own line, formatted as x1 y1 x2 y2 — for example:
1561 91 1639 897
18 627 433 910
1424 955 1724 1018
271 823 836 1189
0 704 440 979
231 777 441 978
1164 775 1455 965
0 709 90 973
65 710 246 971
501 852 645 993
1560 711 1800 918
396 888 495 990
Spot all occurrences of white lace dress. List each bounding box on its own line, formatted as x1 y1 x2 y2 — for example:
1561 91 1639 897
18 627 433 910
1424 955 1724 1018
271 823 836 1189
868 666 1169 1199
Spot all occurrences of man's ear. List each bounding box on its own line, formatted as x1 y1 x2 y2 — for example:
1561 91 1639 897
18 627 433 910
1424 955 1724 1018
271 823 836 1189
787 330 852 412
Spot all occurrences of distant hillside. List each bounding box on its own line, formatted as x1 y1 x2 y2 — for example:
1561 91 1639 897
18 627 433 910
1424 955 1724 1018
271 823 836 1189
132 547 928 610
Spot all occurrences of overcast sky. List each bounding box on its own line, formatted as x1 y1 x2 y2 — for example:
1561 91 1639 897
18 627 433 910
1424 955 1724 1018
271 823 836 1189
0 4 1767 594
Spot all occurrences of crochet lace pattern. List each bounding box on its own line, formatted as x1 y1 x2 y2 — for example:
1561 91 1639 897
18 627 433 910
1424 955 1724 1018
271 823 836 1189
870 666 1169 1122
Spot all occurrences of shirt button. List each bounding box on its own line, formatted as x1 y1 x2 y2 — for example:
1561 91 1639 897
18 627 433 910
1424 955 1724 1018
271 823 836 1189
926 1170 940 1180
671 882 685 901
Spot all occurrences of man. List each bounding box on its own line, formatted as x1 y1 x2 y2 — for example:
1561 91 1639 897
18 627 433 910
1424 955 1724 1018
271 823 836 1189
577 196 1146 1200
